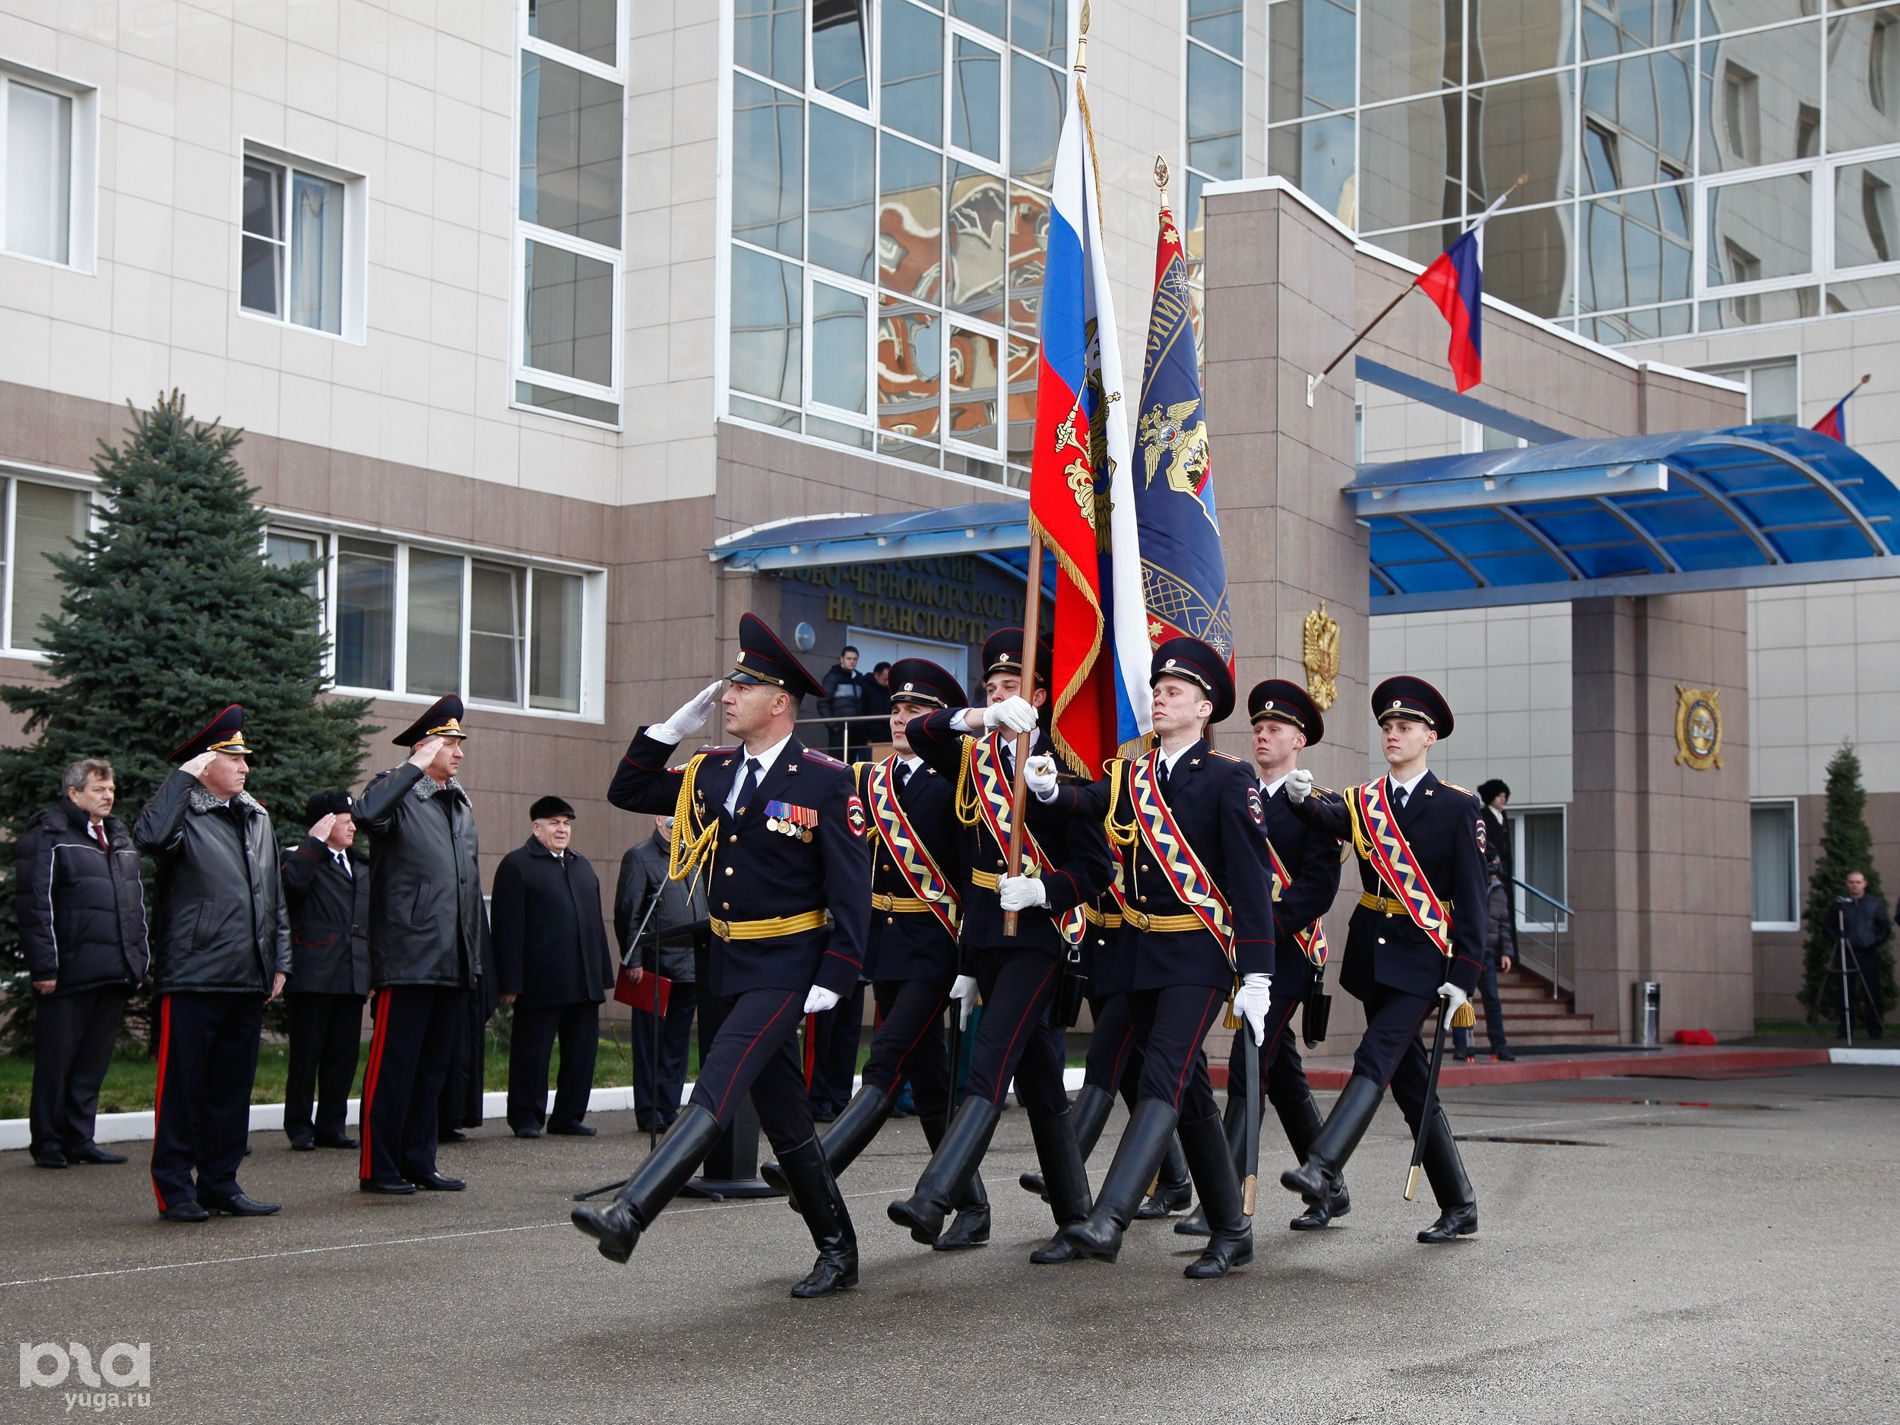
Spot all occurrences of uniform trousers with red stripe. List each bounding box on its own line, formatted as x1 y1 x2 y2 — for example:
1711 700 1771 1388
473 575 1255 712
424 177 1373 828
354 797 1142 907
963 947 1070 1116
359 985 460 1185
862 976 955 1118
150 992 265 1210
1349 983 1443 1133
1082 992 1145 1107
687 989 817 1154
1224 993 1313 1116
1127 983 1227 1119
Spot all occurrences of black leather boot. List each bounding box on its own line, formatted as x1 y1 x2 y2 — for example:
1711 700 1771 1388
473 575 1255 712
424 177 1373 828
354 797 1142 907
1134 1131 1193 1218
777 1137 859 1296
1282 1073 1383 1204
888 1097 1001 1246
1180 1110 1252 1278
1278 1092 1350 1230
918 1110 992 1251
1019 1082 1112 1198
763 1083 893 1210
1060 1098 1179 1261
1176 1088 1247 1237
1027 1107 1096 1263
1413 1104 1477 1244
570 1106 722 1264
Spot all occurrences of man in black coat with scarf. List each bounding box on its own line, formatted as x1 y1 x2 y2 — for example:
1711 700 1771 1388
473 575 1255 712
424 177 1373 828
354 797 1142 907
495 795 614 1136
18 758 148 1169
280 791 371 1150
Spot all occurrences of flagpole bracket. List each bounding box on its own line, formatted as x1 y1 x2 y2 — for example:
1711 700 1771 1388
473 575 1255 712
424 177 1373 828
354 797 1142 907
1306 372 1320 408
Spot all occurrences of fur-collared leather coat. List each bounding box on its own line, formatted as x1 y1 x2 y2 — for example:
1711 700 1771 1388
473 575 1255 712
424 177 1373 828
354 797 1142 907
133 768 290 995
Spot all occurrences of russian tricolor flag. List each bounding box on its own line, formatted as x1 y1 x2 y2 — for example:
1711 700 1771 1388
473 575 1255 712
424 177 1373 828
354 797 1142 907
1812 381 1866 443
1416 228 1484 393
1026 53 1150 773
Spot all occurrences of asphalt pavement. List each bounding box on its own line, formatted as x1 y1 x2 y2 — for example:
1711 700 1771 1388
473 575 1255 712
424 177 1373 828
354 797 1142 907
2 1065 1895 1425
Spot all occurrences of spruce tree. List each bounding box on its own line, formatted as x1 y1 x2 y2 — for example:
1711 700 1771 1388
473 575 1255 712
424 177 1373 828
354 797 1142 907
0 393 374 1050
1799 741 1895 1023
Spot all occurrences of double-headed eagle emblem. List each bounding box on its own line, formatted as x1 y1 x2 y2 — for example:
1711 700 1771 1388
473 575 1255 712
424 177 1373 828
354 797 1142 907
1138 399 1210 495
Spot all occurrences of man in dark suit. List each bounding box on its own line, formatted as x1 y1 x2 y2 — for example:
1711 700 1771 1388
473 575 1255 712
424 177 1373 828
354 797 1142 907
615 814 705 1133
280 791 370 1151
1024 638 1275 1278
1284 676 1488 1244
574 614 871 1299
761 657 989 1249
494 795 614 1137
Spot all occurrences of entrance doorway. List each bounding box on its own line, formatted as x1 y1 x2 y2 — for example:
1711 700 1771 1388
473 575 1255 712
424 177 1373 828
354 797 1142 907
845 628 971 694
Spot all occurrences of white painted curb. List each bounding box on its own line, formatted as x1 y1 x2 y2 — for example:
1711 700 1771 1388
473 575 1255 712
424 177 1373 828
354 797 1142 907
0 1067 1088 1152
1829 1046 1900 1065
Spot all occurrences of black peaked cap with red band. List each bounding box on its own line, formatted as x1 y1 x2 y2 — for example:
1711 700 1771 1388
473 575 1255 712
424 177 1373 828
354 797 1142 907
1150 637 1236 724
1248 678 1324 746
170 705 253 763
728 612 825 702
982 626 1053 688
886 658 968 710
1371 675 1454 738
393 694 468 747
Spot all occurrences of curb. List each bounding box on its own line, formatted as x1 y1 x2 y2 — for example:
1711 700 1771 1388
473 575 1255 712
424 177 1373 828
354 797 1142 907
1210 1046 1839 1091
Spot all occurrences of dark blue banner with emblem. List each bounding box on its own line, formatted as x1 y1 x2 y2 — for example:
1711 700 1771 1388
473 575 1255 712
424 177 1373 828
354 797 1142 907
1134 181 1232 664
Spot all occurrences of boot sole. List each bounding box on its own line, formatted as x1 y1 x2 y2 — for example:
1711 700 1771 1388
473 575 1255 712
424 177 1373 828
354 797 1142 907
570 1208 639 1264
886 1201 945 1246
791 1269 859 1297
1185 1247 1253 1278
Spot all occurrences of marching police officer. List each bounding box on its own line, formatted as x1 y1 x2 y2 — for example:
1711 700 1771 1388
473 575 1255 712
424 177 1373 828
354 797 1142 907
887 628 1114 1264
1177 678 1346 1239
1283 676 1485 1244
135 706 289 1220
761 657 990 1249
354 696 487 1195
574 614 871 1299
1025 638 1273 1277
279 791 370 1151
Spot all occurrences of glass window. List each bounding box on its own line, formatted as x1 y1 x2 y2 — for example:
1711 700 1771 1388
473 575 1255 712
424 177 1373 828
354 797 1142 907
1007 181 1050 335
1700 24 1822 172
1268 113 1357 224
1476 73 1575 210
469 562 525 706
241 155 350 334
1580 186 1690 312
878 294 942 439
1360 0 1456 105
522 239 615 385
813 0 870 106
732 73 804 257
1005 330 1038 463
1750 801 1797 926
528 0 618 65
1358 96 1452 231
1706 173 1813 285
1581 50 1693 193
879 133 944 301
406 551 463 698
953 0 1007 37
1012 0 1066 64
1010 54 1063 186
5 80 72 264
1581 0 1690 59
883 1 945 145
735 0 804 86
529 569 584 713
1700 357 1797 422
1488 202 1577 317
1826 8 1900 154
946 163 1007 324
809 107 875 280
265 529 326 612
519 52 624 248
1836 156 1900 267
240 160 285 321
1512 809 1567 929
730 245 804 404
811 281 870 414
1191 0 1245 58
1468 0 1570 81
1271 0 1357 121
9 482 85 652
335 537 396 691
952 35 1003 161
1187 43 1244 180
947 327 1000 448
514 382 619 424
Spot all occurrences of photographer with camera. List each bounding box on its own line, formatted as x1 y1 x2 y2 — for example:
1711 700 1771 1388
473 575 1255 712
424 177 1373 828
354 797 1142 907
1834 872 1890 1040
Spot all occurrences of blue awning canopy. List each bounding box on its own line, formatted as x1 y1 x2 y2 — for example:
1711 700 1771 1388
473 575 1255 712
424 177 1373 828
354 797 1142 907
1354 424 1900 611
710 501 1028 571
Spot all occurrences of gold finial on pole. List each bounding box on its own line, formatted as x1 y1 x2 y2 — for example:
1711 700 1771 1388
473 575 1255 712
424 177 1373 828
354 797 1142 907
1076 0 1090 72
1154 155 1169 200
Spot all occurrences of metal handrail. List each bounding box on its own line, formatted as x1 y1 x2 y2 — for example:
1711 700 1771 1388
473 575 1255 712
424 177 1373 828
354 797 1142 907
1510 875 1574 1000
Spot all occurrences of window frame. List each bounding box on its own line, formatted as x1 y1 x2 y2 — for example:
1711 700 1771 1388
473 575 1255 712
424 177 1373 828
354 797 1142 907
0 63 98 273
235 141 367 342
1695 353 1799 423
265 516 608 723
512 0 629 430
0 466 97 659
1508 803 1569 935
1749 797 1802 932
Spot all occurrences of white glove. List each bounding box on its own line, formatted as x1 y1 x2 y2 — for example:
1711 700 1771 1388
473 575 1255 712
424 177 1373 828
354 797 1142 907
998 874 1048 911
1025 754 1059 802
1285 767 1314 804
1234 972 1273 1046
950 974 979 1029
1438 981 1470 1031
982 695 1038 734
803 984 841 1015
651 682 722 744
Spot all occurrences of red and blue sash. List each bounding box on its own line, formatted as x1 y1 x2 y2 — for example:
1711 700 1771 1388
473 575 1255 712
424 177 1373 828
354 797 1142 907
1347 778 1453 958
864 757 960 939
1126 751 1234 960
968 734 1087 947
1261 832 1328 968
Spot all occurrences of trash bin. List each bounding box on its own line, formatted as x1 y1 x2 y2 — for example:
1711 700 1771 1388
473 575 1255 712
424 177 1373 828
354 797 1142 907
1633 981 1661 1047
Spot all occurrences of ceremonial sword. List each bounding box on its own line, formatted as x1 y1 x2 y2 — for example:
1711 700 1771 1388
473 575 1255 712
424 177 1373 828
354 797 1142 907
1407 954 1457 1202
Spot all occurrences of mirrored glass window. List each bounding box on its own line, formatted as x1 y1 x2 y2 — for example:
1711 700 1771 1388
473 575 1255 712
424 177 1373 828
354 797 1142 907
953 0 1008 37
880 133 944 301
1012 0 1067 64
812 282 871 413
814 0 871 106
730 246 804 405
736 0 804 86
335 538 395 692
953 35 1004 160
1011 54 1063 184
529 0 617 65
948 327 1001 448
520 52 624 247
406 551 464 699
1702 0 1807 37
523 240 614 385
1268 113 1358 224
1361 0 1457 106
732 73 804 256
1827 7 1900 155
809 106 876 280
1191 0 1246 58
1706 172 1814 284
1485 203 1576 316
1699 23 1822 173
1580 185 1692 311
1835 155 1900 267
878 295 943 439
1005 331 1038 463
1473 72 1575 211
1270 0 1356 120
1359 95 1454 230
947 162 1008 324
1468 0 1570 82
1188 43 1245 178
884 1 945 145
1007 182 1051 335
1581 0 1691 60
1581 50 1693 193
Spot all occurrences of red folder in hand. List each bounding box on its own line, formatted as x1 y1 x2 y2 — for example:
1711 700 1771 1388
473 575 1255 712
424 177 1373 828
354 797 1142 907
614 965 672 1016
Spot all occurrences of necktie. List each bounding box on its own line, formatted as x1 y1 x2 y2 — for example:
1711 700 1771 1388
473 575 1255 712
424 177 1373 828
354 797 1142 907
91 822 108 853
1158 758 1174 798
735 758 761 815
334 850 352 877
896 762 912 792
1393 782 1409 812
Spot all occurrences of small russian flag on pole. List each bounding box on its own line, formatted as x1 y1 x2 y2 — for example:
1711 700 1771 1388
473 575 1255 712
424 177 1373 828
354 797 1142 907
1416 230 1484 393
1812 374 1870 443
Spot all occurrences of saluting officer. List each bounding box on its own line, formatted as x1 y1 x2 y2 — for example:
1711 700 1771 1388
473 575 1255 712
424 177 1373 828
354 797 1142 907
573 614 871 1299
762 657 989 1250
1283 676 1485 1244
1176 678 1346 1241
1024 638 1273 1278
354 696 487 1196
887 628 1114 1264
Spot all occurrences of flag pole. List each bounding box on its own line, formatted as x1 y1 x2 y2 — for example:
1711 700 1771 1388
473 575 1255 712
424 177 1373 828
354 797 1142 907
1002 532 1044 939
1305 174 1528 407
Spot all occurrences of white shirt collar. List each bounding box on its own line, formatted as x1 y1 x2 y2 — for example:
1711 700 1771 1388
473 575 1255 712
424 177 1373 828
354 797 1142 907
1261 772 1289 797
1157 738 1199 773
742 733 794 772
900 755 924 775
1390 768 1428 797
